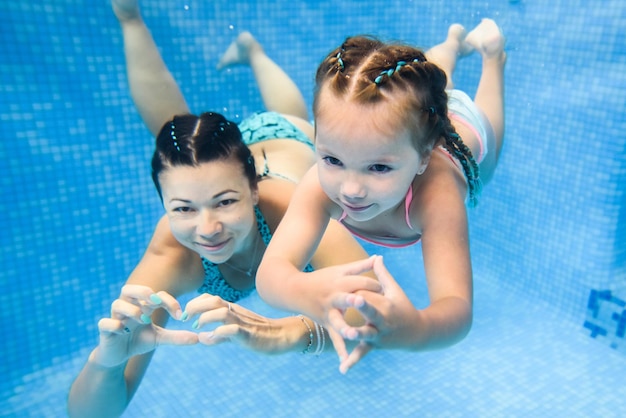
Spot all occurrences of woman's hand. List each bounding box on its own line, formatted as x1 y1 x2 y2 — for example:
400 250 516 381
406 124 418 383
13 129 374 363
184 293 314 355
90 284 198 368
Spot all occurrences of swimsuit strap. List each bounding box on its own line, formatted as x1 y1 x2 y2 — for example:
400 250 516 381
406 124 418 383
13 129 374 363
405 186 414 230
258 153 298 183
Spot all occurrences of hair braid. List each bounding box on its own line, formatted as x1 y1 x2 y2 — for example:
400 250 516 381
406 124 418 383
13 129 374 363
442 132 482 206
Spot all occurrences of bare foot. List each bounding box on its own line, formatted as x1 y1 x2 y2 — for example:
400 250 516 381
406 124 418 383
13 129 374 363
464 18 505 59
448 23 474 57
217 32 263 70
112 0 141 22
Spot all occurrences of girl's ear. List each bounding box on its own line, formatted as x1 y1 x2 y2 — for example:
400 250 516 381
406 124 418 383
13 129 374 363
417 153 431 175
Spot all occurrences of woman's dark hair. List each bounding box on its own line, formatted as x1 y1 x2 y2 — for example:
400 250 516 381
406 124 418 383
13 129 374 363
151 112 257 200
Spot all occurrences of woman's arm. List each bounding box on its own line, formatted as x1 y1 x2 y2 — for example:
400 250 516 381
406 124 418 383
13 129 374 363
67 216 204 417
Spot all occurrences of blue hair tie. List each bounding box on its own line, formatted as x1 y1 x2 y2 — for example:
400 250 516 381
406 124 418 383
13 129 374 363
374 60 416 85
336 52 345 70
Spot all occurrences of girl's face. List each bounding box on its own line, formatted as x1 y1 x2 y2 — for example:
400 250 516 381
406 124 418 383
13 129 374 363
315 96 428 223
159 158 259 263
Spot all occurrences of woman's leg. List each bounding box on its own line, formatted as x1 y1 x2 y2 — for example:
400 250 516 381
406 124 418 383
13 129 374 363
217 32 309 120
112 0 189 136
465 19 506 181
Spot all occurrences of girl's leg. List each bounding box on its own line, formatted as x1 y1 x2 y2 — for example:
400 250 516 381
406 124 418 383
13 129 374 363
112 0 189 136
465 19 506 180
217 32 309 120
424 24 474 90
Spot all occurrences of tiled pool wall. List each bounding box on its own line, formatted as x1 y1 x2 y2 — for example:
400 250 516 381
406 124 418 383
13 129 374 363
2 0 625 399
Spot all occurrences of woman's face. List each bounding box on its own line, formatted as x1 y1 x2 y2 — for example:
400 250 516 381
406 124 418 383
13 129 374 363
159 158 259 263
315 93 427 222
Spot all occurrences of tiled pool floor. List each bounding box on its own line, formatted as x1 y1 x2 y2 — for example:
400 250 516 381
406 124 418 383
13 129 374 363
4 278 624 418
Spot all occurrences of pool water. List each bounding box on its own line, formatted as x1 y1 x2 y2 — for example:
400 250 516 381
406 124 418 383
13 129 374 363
2 0 625 416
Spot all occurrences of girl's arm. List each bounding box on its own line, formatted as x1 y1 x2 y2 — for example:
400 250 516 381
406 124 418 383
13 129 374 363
67 216 204 417
344 164 473 355
257 167 381 331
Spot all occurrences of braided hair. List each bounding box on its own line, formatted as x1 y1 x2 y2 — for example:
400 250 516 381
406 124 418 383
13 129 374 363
151 112 257 201
313 36 481 206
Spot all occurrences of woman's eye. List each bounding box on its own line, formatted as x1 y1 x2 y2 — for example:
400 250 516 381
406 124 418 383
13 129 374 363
322 156 342 166
218 199 236 207
173 206 193 213
370 164 391 173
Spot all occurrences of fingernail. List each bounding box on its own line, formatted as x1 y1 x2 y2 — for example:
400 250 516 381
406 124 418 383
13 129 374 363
181 311 188 321
192 319 199 329
140 314 152 324
149 294 162 304
175 309 183 320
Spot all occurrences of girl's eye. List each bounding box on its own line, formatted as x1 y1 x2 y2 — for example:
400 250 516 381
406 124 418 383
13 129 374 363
322 156 342 167
370 164 392 173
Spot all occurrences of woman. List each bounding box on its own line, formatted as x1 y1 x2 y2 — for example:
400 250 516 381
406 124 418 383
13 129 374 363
67 1 379 416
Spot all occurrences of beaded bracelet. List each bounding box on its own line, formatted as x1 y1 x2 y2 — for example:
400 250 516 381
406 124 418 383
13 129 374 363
298 314 314 354
314 323 326 356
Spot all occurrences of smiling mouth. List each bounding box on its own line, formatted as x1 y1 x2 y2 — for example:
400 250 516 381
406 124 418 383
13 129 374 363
343 203 373 213
195 238 230 252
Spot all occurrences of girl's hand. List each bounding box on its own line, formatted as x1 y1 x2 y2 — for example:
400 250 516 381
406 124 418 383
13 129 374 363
335 255 418 373
90 285 198 368
184 293 310 355
294 257 380 362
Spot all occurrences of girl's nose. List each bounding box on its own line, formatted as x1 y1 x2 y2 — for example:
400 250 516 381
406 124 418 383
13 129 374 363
339 173 366 200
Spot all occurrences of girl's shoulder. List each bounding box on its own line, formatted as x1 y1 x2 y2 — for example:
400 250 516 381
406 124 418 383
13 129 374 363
410 152 468 222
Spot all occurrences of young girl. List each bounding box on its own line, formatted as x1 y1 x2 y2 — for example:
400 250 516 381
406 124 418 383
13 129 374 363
68 1 379 416
257 19 506 373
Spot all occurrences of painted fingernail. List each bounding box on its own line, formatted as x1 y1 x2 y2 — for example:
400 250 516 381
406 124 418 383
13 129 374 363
181 311 188 321
140 314 152 324
149 294 162 304
192 319 199 329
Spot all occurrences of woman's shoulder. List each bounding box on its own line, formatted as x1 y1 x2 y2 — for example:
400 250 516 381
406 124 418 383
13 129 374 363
257 178 298 231
126 216 205 296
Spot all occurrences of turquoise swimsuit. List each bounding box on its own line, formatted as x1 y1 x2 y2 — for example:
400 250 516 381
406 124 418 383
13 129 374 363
238 111 314 150
197 112 314 302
